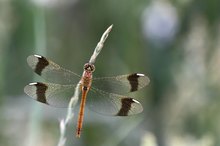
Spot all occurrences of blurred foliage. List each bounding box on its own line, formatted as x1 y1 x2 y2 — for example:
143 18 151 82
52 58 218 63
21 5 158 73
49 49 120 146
0 0 220 146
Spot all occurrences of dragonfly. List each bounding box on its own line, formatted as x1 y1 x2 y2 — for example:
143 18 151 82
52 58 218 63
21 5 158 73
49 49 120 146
24 54 150 138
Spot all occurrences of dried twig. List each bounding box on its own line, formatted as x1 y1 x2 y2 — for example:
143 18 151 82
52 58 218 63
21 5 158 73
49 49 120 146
89 24 113 64
57 25 113 146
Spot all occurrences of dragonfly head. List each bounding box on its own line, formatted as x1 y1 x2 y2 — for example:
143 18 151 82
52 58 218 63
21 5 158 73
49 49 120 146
84 63 95 72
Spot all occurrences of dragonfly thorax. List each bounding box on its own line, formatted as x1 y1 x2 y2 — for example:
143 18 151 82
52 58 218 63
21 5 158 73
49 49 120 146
84 63 95 72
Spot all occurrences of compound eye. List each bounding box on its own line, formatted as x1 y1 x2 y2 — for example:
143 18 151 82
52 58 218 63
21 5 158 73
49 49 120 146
84 63 89 70
84 63 95 72
90 65 95 72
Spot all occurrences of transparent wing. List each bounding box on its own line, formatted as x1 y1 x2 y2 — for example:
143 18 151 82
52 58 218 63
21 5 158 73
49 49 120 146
92 73 150 95
24 82 78 108
27 55 81 84
87 87 143 116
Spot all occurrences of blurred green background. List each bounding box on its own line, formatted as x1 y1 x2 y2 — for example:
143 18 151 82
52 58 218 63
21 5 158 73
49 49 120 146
1 0 220 146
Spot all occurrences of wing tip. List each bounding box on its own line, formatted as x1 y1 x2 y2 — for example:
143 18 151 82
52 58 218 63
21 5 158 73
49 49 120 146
27 54 49 75
116 97 143 116
24 82 49 104
24 82 38 95
136 73 150 85
27 54 44 63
